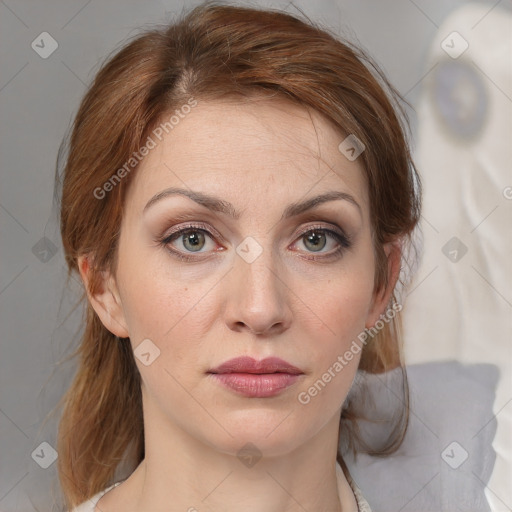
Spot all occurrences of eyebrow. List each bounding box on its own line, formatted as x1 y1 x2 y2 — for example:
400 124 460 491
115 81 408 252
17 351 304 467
143 187 361 219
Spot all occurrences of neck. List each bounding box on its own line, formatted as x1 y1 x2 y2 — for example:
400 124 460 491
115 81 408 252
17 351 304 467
102 395 358 512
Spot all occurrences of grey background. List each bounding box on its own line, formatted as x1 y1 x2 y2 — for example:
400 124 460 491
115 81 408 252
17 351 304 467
0 1 510 511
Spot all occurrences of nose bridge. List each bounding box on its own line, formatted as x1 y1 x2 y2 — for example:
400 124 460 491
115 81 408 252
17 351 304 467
226 236 291 335
242 243 279 300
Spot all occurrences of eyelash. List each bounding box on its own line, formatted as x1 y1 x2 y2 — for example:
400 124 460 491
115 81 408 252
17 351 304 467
159 222 352 262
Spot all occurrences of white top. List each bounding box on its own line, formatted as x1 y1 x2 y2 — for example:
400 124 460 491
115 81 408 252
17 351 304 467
71 462 372 512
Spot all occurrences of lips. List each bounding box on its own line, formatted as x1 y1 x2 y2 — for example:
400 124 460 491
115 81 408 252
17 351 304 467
208 356 304 398
210 356 303 375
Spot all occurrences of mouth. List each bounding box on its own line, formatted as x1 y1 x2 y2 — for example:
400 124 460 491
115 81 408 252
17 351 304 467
208 356 304 398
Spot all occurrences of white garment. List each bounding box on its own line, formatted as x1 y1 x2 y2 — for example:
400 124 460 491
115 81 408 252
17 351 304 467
401 3 512 510
70 461 372 511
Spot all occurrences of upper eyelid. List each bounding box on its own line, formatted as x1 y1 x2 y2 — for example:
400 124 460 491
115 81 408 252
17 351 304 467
162 222 223 243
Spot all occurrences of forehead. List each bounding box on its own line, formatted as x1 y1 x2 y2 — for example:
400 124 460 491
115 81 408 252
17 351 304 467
125 97 369 217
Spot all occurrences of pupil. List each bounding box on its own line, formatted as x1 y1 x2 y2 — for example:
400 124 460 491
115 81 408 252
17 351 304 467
184 231 204 251
305 231 326 252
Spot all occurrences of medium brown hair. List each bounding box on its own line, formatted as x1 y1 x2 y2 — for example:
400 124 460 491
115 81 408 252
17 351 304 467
56 2 421 508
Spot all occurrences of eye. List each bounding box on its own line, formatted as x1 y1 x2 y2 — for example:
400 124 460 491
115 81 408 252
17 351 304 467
160 223 220 261
291 225 351 259
159 222 351 262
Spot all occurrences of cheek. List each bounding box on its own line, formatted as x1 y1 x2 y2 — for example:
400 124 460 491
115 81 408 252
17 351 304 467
307 253 376 345
294 269 375 419
115 249 221 360
305 281 372 381
116 264 219 412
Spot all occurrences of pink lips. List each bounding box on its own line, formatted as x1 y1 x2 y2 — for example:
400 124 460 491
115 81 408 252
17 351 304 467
208 356 304 398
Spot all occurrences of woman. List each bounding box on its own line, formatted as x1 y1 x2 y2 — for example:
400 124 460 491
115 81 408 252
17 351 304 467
56 3 421 511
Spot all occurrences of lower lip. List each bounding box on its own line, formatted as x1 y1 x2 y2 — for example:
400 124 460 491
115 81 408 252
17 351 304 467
211 373 301 398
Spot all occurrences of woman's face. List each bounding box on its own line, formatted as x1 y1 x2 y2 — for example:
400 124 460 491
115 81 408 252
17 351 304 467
93 97 394 458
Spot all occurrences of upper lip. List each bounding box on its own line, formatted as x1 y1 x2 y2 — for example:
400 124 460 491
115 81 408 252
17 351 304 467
209 356 303 375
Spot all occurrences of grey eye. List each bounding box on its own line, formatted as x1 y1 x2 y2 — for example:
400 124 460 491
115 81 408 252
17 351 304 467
303 231 327 252
181 230 206 252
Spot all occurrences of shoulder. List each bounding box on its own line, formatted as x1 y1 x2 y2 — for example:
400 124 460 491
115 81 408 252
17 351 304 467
336 461 373 512
68 482 122 512
346 475 373 512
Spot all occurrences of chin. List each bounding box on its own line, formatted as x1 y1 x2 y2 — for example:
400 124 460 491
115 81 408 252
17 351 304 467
202 410 314 458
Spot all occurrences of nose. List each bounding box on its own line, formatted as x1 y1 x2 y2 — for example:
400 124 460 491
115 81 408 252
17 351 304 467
224 246 292 337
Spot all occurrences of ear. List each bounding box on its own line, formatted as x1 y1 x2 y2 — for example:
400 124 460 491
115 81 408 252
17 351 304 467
78 254 129 338
365 240 402 329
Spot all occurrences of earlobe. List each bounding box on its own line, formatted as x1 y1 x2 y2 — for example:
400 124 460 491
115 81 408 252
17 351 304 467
365 241 402 329
77 255 130 338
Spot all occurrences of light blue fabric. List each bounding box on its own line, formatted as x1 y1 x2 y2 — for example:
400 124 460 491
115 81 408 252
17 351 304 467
343 361 498 512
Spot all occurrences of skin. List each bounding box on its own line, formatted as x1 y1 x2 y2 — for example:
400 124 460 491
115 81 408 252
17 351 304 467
80 96 401 512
